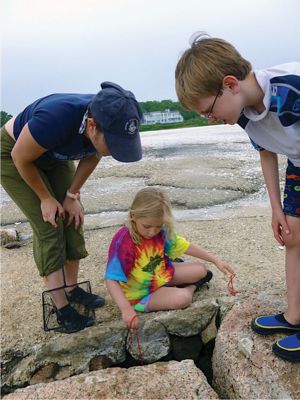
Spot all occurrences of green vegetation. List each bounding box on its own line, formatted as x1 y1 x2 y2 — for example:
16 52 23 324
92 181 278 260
1 111 13 127
139 99 201 120
1 99 220 133
139 99 219 131
140 118 209 132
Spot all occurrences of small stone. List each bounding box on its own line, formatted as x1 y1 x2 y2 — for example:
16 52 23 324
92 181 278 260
3 241 23 249
29 363 58 385
55 366 72 381
89 355 112 370
238 336 253 358
0 228 18 245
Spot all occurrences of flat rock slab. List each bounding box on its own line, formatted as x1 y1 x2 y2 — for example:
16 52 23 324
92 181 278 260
4 360 219 400
213 294 300 399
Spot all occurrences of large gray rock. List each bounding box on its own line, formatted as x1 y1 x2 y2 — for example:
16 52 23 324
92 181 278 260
213 294 300 399
4 322 127 388
154 299 218 336
4 360 219 400
126 318 170 363
2 299 220 389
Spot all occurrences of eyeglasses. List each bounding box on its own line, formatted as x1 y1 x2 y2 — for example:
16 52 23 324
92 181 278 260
203 88 222 119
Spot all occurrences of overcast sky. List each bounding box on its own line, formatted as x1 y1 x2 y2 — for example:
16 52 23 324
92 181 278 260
1 0 300 115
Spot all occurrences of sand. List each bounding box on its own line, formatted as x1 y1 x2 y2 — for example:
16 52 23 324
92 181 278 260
0 125 287 356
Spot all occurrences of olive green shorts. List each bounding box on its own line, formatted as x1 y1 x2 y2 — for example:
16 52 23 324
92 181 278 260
0 126 88 276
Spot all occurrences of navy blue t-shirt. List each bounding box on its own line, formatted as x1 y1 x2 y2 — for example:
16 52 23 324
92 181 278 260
13 93 97 160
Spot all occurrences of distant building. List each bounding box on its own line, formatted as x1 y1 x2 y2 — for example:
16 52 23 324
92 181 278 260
142 109 183 125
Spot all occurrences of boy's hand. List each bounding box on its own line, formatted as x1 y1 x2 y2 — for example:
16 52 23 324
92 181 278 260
272 209 290 246
122 308 138 329
215 259 235 275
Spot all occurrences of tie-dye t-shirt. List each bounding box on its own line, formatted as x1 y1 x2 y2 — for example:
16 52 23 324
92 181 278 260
104 226 190 305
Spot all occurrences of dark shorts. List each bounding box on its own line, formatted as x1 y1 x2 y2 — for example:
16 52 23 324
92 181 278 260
0 126 88 276
283 160 300 218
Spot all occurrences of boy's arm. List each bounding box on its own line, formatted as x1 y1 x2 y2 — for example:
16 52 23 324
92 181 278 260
259 150 290 244
63 153 100 229
184 243 234 275
259 150 281 211
105 279 137 328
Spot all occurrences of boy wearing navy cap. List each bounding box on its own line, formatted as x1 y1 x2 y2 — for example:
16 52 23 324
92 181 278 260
1 82 143 333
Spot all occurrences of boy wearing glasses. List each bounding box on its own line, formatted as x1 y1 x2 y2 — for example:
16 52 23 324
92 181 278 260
175 32 300 363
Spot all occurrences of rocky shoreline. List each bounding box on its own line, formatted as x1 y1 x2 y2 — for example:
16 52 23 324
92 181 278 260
1 125 299 398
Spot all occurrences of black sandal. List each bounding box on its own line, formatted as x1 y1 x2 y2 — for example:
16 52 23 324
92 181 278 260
194 270 213 290
177 270 213 289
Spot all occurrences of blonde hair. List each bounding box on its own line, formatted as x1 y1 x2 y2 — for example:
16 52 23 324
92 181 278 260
128 187 175 244
175 32 252 110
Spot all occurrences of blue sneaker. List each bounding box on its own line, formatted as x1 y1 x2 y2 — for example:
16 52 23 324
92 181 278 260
272 332 300 363
251 313 300 335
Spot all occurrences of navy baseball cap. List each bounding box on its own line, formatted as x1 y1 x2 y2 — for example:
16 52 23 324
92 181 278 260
90 82 143 162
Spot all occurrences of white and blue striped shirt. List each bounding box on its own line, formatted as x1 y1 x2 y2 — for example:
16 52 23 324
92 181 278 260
238 62 300 166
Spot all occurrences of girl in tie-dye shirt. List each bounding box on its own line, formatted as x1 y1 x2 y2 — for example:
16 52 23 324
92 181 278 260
105 187 234 328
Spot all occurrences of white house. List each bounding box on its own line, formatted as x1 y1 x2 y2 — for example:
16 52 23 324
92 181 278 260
142 109 183 125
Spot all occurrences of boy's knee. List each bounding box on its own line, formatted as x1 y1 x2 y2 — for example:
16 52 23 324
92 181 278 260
283 230 300 248
283 216 300 248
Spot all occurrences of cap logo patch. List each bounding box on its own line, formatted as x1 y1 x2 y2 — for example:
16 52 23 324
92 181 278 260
125 118 139 135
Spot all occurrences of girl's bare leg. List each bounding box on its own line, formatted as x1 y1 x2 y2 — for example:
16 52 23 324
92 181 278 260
147 262 209 311
169 261 208 286
147 286 196 312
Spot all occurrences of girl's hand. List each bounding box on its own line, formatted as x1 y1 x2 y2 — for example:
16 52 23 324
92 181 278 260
122 308 138 329
272 208 290 246
41 197 65 228
215 259 235 276
63 197 84 229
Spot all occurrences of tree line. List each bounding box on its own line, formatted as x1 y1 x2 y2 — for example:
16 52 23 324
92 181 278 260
1 99 216 132
139 99 213 130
